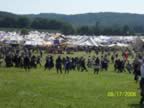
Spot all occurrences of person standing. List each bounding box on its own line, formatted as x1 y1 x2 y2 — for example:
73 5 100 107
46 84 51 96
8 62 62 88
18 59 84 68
64 57 70 74
126 61 132 74
45 56 54 71
56 56 63 74
111 54 114 64
24 55 31 71
94 57 101 74
133 56 142 82
80 58 88 72
140 58 144 104
124 50 129 61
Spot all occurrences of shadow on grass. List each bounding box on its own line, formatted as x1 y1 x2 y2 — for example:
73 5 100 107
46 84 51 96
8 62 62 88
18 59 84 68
128 104 144 108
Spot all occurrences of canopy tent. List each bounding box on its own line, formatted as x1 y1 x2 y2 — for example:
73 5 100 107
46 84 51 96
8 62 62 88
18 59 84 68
107 43 129 47
24 40 44 46
71 37 99 46
43 41 53 46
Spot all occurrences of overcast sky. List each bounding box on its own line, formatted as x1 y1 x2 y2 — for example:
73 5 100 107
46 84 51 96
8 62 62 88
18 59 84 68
0 0 144 14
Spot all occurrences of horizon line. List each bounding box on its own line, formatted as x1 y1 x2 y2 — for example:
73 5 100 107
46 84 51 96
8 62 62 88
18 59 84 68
1 10 144 16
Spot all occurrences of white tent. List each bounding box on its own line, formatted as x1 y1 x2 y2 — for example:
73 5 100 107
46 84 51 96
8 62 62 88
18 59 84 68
25 40 44 46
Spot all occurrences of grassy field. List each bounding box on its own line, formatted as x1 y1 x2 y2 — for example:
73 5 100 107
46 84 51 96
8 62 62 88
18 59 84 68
0 52 141 108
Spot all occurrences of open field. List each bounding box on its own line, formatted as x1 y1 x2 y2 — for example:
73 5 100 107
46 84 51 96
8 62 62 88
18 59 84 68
0 52 141 108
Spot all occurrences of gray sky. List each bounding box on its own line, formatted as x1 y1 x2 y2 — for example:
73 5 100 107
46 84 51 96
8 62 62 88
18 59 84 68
0 0 144 14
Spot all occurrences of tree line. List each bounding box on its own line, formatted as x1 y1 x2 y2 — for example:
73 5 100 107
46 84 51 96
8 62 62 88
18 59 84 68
0 16 144 35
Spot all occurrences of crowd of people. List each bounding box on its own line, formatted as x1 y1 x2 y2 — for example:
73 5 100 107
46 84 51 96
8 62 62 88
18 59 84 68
0 45 144 104
0 46 134 74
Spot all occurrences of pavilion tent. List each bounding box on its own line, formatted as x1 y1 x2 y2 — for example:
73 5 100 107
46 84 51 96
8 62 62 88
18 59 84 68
0 35 11 42
24 34 42 41
74 37 89 43
93 37 104 43
0 33 5 40
116 43 129 47
9 35 23 43
99 36 111 40
107 44 116 47
89 37 99 46
43 41 53 46
79 41 93 46
73 38 99 46
24 40 45 46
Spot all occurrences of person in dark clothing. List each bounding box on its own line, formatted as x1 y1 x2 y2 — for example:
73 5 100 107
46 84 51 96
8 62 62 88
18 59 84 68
126 61 132 74
117 60 123 73
103 57 109 71
115 59 124 73
13 54 20 67
120 59 126 72
37 56 42 67
18 55 23 68
94 57 101 74
5 54 13 67
0 53 3 66
64 57 70 74
13 54 18 67
31 55 37 68
71 57 76 71
44 56 48 69
140 59 144 104
45 56 53 71
140 78 144 104
75 57 80 71
80 58 88 72
101 56 109 71
114 58 119 72
111 55 114 63
40 49 43 57
133 58 141 83
56 56 63 74
24 55 31 71
87 56 92 68
50 56 54 69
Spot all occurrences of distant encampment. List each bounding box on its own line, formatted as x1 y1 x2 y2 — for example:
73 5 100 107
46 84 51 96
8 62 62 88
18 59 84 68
0 31 144 50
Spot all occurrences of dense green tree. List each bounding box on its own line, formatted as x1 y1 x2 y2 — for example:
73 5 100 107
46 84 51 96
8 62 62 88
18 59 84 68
47 20 63 29
61 23 75 35
133 25 144 33
77 26 93 35
102 27 112 35
31 18 48 29
20 28 29 36
31 18 65 30
122 25 130 35
93 21 101 35
0 17 17 27
17 17 31 28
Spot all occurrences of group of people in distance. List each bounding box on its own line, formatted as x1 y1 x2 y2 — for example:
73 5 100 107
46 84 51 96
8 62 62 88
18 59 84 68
0 45 144 104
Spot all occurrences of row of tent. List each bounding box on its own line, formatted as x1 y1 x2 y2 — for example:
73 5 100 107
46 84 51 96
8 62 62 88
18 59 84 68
0 31 144 47
0 31 64 46
66 36 142 47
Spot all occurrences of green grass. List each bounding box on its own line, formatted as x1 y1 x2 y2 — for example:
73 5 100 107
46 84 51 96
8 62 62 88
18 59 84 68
0 52 141 108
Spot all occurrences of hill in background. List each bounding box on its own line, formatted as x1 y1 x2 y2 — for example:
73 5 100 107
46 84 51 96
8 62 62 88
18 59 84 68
26 12 144 27
0 11 144 35
0 11 144 27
